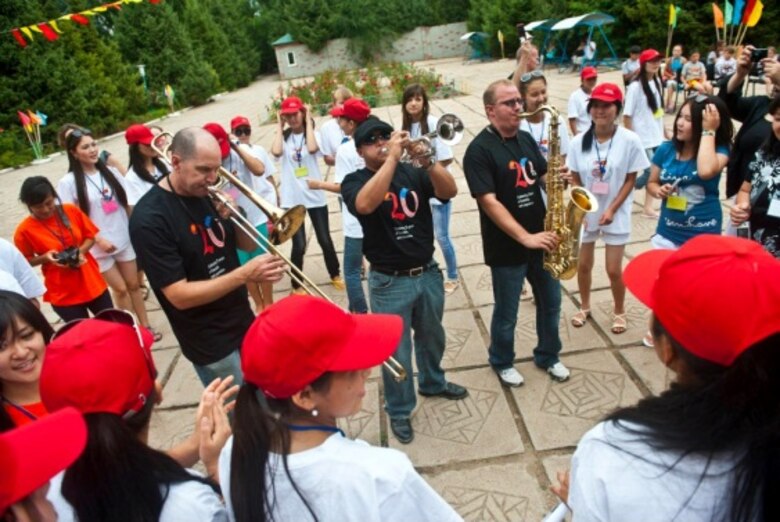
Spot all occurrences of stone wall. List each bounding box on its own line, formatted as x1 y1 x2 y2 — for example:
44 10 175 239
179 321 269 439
274 22 469 80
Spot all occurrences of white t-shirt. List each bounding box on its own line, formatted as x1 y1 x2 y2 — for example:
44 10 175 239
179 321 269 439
319 118 345 159
246 143 278 208
621 58 640 79
584 41 597 61
219 434 463 522
715 56 737 79
410 115 454 207
567 88 592 135
335 139 365 239
567 127 649 235
57 169 132 259
624 80 664 149
519 112 571 160
0 238 46 298
48 469 228 521
125 165 165 206
570 421 739 522
275 131 327 209
222 148 269 228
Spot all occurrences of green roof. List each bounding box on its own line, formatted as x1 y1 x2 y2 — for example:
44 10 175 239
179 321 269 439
272 33 295 46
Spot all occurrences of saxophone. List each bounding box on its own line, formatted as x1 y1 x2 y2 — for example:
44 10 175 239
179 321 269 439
518 105 598 280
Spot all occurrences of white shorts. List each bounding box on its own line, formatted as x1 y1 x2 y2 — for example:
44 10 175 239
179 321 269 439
650 234 679 250
96 243 136 272
581 229 630 246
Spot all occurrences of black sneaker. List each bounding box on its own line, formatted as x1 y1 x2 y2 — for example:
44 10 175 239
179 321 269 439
419 382 469 400
390 417 414 444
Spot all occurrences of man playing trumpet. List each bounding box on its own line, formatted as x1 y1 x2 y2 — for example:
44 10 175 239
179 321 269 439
341 118 468 445
129 127 286 387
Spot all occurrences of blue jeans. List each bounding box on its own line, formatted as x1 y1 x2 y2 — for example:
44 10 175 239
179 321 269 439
369 262 447 419
489 256 562 370
193 349 244 388
431 202 458 280
343 236 368 313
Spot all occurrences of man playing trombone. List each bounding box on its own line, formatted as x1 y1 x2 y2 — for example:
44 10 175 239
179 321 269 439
341 117 468 445
129 127 286 387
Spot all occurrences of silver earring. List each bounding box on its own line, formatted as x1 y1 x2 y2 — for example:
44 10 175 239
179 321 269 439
311 408 318 417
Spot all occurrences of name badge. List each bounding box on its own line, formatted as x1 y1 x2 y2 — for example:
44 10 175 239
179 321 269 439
653 108 665 119
294 166 309 178
768 197 780 218
666 195 687 211
591 181 609 195
101 198 120 214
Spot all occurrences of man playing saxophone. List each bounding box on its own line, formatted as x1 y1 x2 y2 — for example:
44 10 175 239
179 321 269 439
463 79 570 388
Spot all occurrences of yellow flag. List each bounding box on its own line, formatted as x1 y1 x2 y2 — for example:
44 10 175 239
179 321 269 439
497 30 504 44
49 20 63 34
20 26 33 40
747 0 763 26
668 4 676 26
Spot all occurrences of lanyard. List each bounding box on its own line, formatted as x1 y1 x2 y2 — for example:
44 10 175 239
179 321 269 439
286 423 345 437
594 128 616 180
1 396 38 421
292 133 305 167
522 114 546 152
86 172 113 201
36 209 75 249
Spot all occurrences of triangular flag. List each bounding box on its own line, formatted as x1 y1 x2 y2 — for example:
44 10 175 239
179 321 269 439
49 20 64 34
36 111 49 126
725 1 733 25
38 23 59 41
70 14 90 25
11 29 28 47
497 30 504 44
713 3 725 28
741 0 756 24
17 111 31 127
20 26 33 40
27 110 41 125
732 0 745 25
164 84 174 99
149 0 161 4
668 4 677 26
747 0 763 26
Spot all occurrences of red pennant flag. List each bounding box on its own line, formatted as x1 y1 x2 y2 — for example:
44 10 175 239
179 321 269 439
150 0 161 4
741 0 757 24
11 29 28 47
38 23 59 41
70 14 90 25
17 111 31 127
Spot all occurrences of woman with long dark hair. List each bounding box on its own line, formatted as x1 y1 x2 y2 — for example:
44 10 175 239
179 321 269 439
124 124 170 208
56 128 160 340
14 176 112 322
401 84 460 294
220 295 462 521
271 96 344 294
559 235 780 521
40 314 230 521
0 290 55 431
624 48 668 218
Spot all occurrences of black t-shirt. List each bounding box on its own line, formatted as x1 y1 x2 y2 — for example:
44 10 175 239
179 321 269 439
463 126 548 266
342 162 441 269
129 185 253 365
719 76 771 198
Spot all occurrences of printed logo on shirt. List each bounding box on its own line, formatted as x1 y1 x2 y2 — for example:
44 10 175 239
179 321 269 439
189 216 226 255
509 158 538 188
384 188 419 221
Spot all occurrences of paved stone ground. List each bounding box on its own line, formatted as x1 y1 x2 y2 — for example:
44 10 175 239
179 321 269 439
2 57 734 521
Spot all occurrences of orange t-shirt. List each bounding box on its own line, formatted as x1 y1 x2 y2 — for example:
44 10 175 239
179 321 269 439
3 400 48 426
14 203 107 306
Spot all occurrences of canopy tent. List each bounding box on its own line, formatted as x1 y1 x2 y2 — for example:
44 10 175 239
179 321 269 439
524 19 561 66
551 12 620 71
460 32 491 61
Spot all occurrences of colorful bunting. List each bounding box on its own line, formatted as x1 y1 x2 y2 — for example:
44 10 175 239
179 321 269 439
38 23 59 42
11 29 27 47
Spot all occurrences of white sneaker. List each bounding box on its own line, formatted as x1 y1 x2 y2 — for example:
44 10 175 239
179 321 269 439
496 367 524 387
547 362 571 382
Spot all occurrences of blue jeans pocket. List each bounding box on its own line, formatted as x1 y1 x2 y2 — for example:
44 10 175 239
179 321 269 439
369 271 394 290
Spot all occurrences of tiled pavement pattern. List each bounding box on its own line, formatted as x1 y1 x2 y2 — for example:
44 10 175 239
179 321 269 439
2 57 729 521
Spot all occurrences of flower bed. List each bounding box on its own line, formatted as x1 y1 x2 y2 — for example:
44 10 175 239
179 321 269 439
267 62 460 117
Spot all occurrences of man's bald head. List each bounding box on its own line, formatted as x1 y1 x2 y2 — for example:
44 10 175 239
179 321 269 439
170 127 220 161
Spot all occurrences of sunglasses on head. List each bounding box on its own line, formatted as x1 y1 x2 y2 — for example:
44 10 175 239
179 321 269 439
233 127 251 136
65 128 92 144
688 93 708 103
520 70 545 83
364 131 391 145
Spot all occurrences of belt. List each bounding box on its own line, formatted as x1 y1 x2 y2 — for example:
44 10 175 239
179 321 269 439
371 263 434 277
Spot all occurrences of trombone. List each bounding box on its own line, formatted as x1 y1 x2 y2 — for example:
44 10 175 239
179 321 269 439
151 132 408 382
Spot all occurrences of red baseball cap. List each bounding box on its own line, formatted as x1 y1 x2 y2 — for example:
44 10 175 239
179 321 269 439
331 98 371 123
624 235 780 366
230 116 251 130
640 48 662 65
580 66 598 80
590 82 624 104
203 122 230 158
241 295 403 398
40 317 157 417
280 96 304 115
125 124 155 146
0 407 87 511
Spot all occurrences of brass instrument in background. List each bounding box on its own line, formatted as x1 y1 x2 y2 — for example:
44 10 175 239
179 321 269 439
517 105 598 280
401 113 464 168
151 132 408 382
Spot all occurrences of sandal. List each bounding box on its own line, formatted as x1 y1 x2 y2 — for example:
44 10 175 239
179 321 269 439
141 284 150 301
611 313 627 334
145 325 163 343
571 309 590 327
642 331 654 348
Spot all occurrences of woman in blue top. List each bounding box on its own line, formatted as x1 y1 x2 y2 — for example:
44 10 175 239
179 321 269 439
647 95 732 250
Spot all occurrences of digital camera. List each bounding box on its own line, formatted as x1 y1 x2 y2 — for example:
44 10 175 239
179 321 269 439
54 246 80 269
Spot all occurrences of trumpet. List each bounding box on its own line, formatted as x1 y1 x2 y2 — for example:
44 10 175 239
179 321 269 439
151 131 408 382
400 113 464 168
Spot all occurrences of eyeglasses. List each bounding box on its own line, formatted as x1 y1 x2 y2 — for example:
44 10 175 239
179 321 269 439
520 70 545 83
688 93 708 103
53 308 158 417
496 98 523 108
233 127 251 136
364 131 391 145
